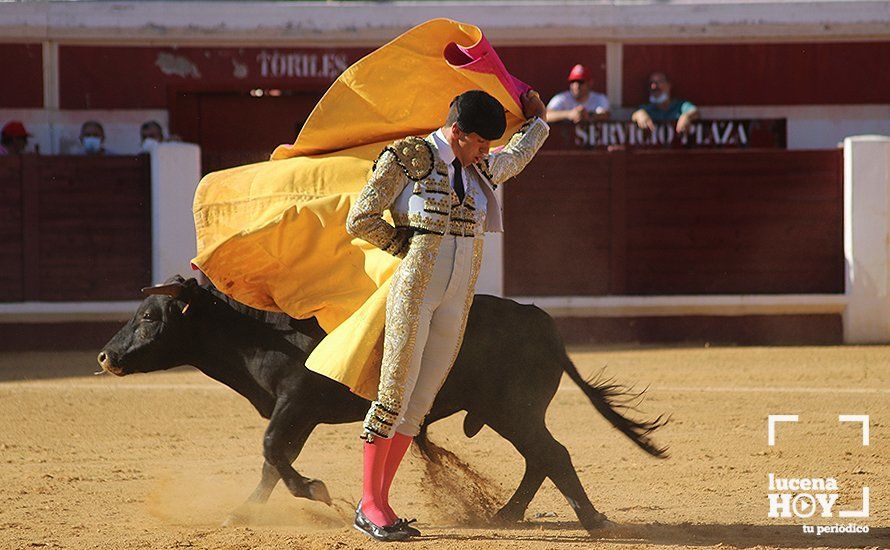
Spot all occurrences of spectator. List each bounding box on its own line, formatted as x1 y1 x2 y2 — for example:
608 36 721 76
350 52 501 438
631 71 699 134
0 121 31 155
140 120 164 152
77 120 115 155
546 64 610 124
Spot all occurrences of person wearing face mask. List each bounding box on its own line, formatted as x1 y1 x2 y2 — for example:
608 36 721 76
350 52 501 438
139 120 164 153
546 64 611 124
345 89 548 541
631 71 699 134
77 120 116 155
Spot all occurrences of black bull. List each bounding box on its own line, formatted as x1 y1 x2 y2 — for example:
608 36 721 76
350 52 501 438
98 276 667 532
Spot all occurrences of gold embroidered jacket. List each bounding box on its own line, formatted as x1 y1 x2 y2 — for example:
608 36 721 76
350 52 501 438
346 117 549 253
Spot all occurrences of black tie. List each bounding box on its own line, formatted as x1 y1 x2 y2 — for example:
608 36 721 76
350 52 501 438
451 158 465 203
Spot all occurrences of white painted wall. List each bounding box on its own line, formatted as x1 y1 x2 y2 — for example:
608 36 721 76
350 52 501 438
843 135 890 343
150 142 202 285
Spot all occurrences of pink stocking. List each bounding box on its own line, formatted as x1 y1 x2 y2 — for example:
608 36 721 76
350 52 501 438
362 437 392 526
380 431 413 523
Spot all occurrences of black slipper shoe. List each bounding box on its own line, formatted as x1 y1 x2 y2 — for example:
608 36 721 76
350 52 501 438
392 518 421 537
354 504 408 542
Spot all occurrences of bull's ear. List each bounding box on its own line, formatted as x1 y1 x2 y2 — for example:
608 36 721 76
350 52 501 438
141 282 187 299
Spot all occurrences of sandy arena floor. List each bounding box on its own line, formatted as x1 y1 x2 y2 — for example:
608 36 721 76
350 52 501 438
0 345 888 549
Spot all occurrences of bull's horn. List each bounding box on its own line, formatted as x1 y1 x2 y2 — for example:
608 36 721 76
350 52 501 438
141 282 185 298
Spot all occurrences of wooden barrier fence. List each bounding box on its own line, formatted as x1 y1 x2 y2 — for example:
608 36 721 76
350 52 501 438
504 149 844 297
0 155 151 302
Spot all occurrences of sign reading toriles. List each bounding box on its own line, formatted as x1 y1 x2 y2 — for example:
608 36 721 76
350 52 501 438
256 51 350 80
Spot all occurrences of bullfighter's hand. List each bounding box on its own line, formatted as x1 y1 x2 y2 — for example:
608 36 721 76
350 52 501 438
521 90 547 120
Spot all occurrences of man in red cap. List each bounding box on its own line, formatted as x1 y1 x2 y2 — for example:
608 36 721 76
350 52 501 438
546 64 610 124
0 121 32 155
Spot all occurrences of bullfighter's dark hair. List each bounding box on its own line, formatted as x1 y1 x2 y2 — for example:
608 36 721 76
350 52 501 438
445 90 506 141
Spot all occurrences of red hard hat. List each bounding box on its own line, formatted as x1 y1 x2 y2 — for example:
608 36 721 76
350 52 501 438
567 64 592 82
1 121 31 138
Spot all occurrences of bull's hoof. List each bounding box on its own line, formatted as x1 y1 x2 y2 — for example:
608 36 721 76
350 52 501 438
307 479 332 505
492 506 524 525
221 510 250 527
582 511 614 533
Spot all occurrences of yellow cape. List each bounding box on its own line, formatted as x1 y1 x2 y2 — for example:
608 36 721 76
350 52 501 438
191 19 528 399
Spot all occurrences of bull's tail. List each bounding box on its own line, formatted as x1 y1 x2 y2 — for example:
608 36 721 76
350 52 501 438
561 353 670 458
414 423 432 460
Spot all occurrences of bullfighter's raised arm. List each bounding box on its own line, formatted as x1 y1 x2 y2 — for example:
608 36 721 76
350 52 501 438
474 90 549 186
476 116 549 186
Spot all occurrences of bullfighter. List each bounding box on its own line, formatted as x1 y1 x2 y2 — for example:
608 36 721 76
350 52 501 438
346 89 549 540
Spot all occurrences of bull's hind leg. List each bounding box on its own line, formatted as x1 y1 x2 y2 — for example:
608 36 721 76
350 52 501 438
536 427 609 532
489 419 608 532
485 419 547 524
493 460 546 524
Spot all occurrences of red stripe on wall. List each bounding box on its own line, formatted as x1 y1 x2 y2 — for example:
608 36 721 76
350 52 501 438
0 44 43 108
622 42 890 107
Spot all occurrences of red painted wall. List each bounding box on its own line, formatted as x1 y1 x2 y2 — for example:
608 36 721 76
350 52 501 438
497 45 607 107
0 44 43 108
7 42 890 110
59 45 371 109
623 42 890 107
57 44 605 110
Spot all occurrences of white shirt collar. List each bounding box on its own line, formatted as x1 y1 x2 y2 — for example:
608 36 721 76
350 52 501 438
432 128 456 166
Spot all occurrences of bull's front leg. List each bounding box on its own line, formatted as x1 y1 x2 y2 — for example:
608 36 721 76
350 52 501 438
223 422 317 526
223 397 329 526
263 397 331 504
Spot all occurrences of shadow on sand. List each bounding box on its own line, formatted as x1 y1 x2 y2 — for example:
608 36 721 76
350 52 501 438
0 351 195 383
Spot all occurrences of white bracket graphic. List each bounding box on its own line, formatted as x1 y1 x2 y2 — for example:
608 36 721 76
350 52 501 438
768 414 799 446
838 414 870 446
839 487 870 518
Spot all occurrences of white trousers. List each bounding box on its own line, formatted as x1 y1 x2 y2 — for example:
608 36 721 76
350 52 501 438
392 234 478 436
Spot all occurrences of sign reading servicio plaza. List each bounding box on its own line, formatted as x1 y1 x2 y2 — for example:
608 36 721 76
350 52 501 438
553 119 787 149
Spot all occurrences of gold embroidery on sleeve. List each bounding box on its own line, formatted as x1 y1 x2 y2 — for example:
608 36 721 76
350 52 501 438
479 118 549 186
346 150 411 257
